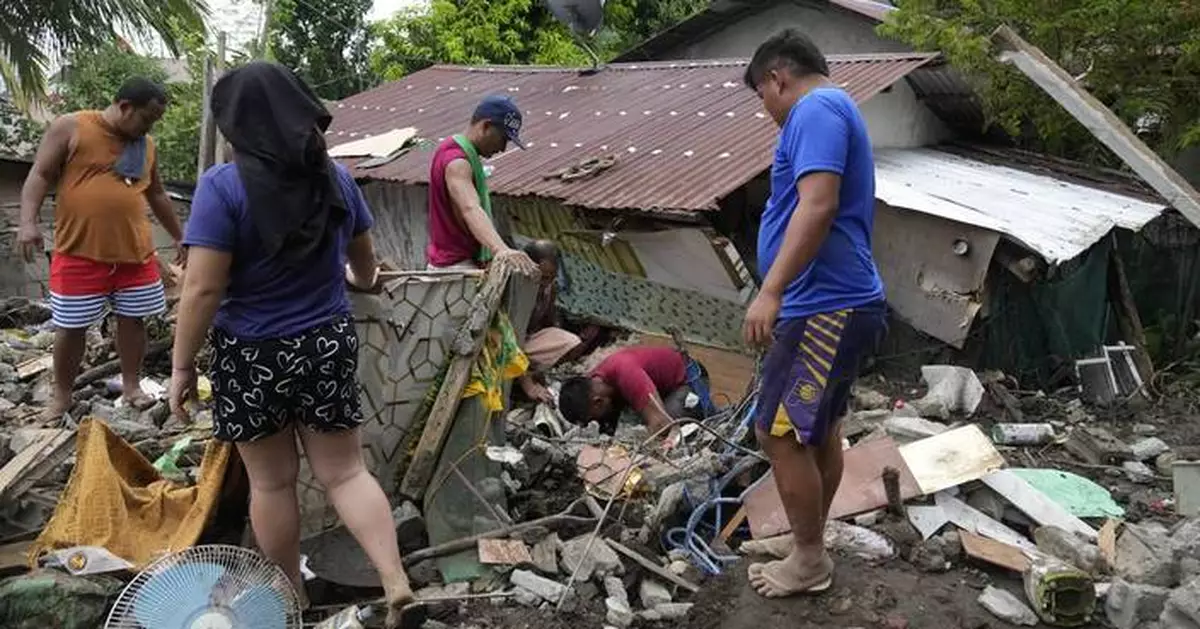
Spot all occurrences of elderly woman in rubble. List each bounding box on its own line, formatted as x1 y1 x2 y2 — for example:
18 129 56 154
168 61 416 627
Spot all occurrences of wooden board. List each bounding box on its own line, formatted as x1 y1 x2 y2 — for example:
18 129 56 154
1098 519 1121 566
606 538 700 593
981 469 1097 541
478 539 533 566
399 263 517 499
960 530 1032 573
16 355 52 380
0 429 75 503
934 491 1035 552
899 424 1006 495
0 540 32 577
743 437 921 539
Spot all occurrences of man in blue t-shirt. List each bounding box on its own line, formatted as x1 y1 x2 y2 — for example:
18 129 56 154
741 29 888 598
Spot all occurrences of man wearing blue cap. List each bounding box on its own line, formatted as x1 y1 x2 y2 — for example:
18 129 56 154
427 94 537 275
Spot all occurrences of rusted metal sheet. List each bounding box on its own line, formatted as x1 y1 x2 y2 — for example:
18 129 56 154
329 54 938 214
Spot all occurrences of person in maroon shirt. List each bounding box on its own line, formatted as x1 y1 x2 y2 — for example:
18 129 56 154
425 94 536 275
559 345 705 436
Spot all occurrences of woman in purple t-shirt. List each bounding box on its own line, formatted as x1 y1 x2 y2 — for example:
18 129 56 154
167 62 416 627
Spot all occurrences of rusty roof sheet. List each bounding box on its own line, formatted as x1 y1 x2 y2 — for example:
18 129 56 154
330 54 938 213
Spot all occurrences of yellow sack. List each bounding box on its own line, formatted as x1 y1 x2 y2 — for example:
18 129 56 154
29 418 231 569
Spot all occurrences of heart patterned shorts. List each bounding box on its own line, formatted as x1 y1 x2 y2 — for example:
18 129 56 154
209 315 363 442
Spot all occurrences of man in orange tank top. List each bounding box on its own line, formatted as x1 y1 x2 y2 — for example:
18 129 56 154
17 77 184 419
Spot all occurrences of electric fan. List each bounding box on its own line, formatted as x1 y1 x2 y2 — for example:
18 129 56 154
104 544 302 629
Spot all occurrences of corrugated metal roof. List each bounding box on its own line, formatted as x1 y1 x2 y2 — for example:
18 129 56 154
874 148 1168 264
330 54 938 213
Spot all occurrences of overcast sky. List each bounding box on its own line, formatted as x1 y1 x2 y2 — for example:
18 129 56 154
139 0 425 54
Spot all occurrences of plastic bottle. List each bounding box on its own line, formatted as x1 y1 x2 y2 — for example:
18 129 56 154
991 423 1056 446
314 605 374 629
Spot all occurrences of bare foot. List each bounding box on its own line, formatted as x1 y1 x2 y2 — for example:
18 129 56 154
747 551 834 599
44 387 72 422
122 390 156 411
383 577 420 629
741 534 793 559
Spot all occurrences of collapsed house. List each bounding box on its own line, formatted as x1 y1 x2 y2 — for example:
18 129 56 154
327 49 1197 385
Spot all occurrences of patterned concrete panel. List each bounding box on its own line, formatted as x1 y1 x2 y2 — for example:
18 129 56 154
297 272 478 537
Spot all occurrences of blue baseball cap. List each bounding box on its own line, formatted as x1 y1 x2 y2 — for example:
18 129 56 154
474 94 526 149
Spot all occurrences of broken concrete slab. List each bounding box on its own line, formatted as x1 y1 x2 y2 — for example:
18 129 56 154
560 535 623 581
510 569 568 602
529 532 560 575
1106 578 1171 629
604 576 627 605
1065 426 1131 465
605 596 634 628
1131 437 1172 462
913 365 984 418
1160 576 1200 627
978 585 1038 626
1115 523 1179 588
639 579 672 609
651 602 693 620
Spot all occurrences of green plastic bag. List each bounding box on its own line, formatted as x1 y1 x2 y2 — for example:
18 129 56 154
0 569 124 628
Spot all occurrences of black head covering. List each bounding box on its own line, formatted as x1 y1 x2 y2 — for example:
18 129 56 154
211 61 346 265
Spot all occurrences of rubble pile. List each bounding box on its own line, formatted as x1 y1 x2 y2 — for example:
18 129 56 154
2 285 1200 629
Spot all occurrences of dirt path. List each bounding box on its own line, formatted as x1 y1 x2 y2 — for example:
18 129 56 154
690 558 1031 629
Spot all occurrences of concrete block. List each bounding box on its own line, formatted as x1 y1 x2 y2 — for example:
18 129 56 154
605 596 634 628
978 585 1038 626
638 579 672 608
510 569 567 602
1117 524 1179 588
1106 578 1171 629
1160 577 1200 629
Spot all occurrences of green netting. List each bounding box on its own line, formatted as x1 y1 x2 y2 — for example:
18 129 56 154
980 239 1112 382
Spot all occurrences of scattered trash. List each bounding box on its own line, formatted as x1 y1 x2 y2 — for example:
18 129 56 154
978 584 1039 626
1023 553 1097 626
911 365 984 418
1008 468 1125 519
315 604 374 629
991 423 1057 446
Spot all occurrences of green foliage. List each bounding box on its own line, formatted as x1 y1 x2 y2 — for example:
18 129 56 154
369 0 707 81
0 0 208 109
55 36 206 182
880 0 1200 165
269 0 375 100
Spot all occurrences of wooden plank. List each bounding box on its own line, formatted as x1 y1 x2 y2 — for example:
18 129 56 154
0 429 75 503
1098 519 1121 566
606 538 700 593
16 355 52 380
991 25 1200 228
718 506 748 543
980 469 1097 541
478 539 533 566
743 437 921 539
0 540 32 577
934 491 1035 552
899 424 1006 495
960 530 1032 573
399 262 518 499
1107 238 1155 386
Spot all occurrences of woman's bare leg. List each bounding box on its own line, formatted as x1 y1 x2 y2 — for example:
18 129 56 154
299 426 412 621
234 425 307 606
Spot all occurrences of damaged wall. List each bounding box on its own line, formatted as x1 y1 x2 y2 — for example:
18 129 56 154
873 202 1001 348
298 272 479 537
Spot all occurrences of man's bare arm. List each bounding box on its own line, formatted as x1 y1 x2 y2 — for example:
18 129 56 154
19 116 75 228
445 159 510 254
758 172 842 297
147 165 184 242
640 392 675 436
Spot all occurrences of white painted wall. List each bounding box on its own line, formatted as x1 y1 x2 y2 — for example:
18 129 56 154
661 2 912 60
658 1 948 148
860 81 950 148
